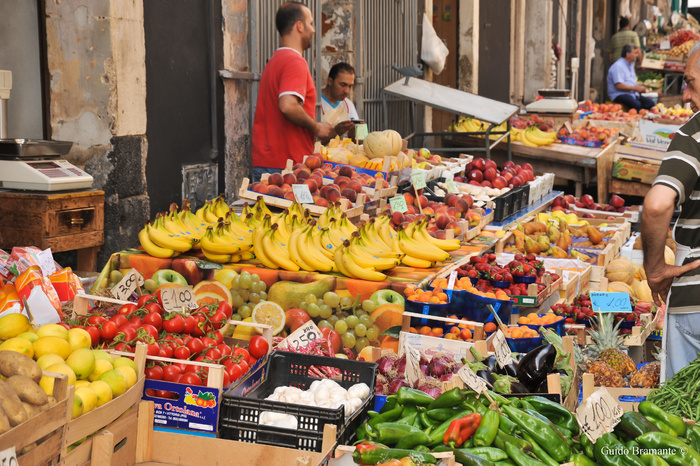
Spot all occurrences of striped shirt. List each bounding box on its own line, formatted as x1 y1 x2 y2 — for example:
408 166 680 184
608 29 640 61
652 112 700 313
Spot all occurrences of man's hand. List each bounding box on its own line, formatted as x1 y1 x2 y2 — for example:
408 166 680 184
334 120 355 136
647 260 700 306
314 121 334 140
635 84 648 93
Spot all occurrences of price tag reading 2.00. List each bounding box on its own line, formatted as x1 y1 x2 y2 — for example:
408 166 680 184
576 387 624 443
160 286 198 312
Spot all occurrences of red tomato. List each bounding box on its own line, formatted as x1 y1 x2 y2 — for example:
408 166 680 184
211 331 224 345
210 310 227 330
118 303 138 316
226 364 243 382
158 345 174 358
186 338 204 355
191 315 206 337
217 301 233 319
57 323 71 330
146 343 160 356
201 336 217 349
222 371 231 388
180 373 202 386
142 324 159 341
117 325 137 343
237 359 249 374
217 344 232 357
145 365 164 380
321 327 342 354
87 315 107 326
144 302 165 316
137 294 155 308
110 314 129 328
143 312 163 331
99 321 118 341
162 314 185 334
84 326 101 346
129 315 143 327
248 335 269 360
205 348 222 360
183 315 197 334
174 346 191 360
113 342 134 353
233 347 250 363
163 364 183 382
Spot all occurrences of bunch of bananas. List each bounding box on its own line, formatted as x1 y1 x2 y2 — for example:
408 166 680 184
194 194 231 224
448 117 508 141
511 126 557 147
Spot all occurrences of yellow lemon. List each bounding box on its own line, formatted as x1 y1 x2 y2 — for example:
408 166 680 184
88 380 113 407
74 387 98 414
231 317 257 341
251 302 285 335
37 353 65 370
67 328 92 351
214 268 238 289
65 348 96 380
92 350 113 363
98 369 128 397
17 331 39 344
88 358 113 382
41 363 76 396
72 395 83 419
33 336 72 360
0 337 35 358
0 313 32 340
75 380 91 389
36 323 69 341
115 365 137 388
112 356 138 375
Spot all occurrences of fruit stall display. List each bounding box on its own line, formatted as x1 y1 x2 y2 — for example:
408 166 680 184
447 115 559 148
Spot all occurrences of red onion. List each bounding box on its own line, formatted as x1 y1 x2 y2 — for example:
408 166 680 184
392 355 406 374
419 364 428 374
439 373 454 382
415 380 442 398
387 377 410 395
427 358 449 378
376 355 397 376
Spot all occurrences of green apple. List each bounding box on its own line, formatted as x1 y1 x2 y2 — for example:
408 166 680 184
369 289 405 308
151 268 188 288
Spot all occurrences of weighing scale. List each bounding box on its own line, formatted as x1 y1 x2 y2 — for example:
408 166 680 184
0 70 93 191
525 89 578 114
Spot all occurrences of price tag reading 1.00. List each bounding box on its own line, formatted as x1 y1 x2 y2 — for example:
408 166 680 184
458 364 486 394
411 172 427 190
292 184 314 204
0 446 17 466
576 387 624 443
277 320 323 350
493 329 512 368
160 286 198 312
389 195 408 214
111 268 145 301
589 292 633 313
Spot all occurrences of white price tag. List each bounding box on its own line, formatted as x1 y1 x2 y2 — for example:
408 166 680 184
576 387 624 443
160 285 197 312
36 248 56 277
447 270 458 290
458 364 486 394
411 172 427 190
660 40 671 50
493 330 512 368
0 446 17 466
445 179 457 193
111 268 144 301
389 195 408 213
405 345 421 385
277 320 323 350
292 184 314 204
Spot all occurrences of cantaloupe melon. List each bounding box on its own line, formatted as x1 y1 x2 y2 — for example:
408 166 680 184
363 130 402 158
635 280 653 302
665 245 676 265
605 258 636 285
608 280 635 297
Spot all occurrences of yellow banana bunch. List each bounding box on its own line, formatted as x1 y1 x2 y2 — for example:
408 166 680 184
142 215 195 253
195 199 220 224
411 220 461 251
519 126 557 147
198 218 254 263
398 228 450 263
211 194 231 219
138 226 180 258
333 241 388 282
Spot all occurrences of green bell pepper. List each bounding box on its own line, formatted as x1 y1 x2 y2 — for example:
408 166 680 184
580 432 594 459
420 409 438 429
429 387 468 409
520 408 573 446
352 444 436 465
462 447 509 462
396 386 435 406
615 411 659 441
570 453 598 466
368 403 404 428
366 422 425 446
524 395 580 435
396 412 418 426
502 404 571 463
379 395 398 413
493 430 534 456
521 431 559 466
401 404 418 418
636 431 700 466
504 441 547 466
433 445 497 466
394 430 431 449
686 424 700 454
428 407 463 422
638 401 687 437
474 409 500 447
639 454 670 466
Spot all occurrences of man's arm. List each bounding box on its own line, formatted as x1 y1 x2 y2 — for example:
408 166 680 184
615 82 648 93
279 95 333 140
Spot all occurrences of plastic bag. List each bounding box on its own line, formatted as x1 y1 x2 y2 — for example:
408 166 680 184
421 13 449 75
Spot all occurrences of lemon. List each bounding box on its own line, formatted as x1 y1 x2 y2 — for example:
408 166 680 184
251 302 285 335
88 358 113 382
36 323 69 341
0 337 35 358
115 365 137 388
112 356 138 375
0 313 32 340
88 380 113 407
37 353 65 370
214 268 238 289
75 379 91 389
231 317 257 341
72 395 83 419
67 328 92 351
34 336 72 360
66 348 96 380
98 369 128 397
92 350 114 363
41 363 77 395
17 331 39 343
74 387 98 414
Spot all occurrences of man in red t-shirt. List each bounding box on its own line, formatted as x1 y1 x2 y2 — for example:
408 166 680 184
251 2 352 181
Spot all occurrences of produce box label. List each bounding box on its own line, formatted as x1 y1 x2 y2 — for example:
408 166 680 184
411 172 427 190
227 357 269 398
638 119 681 148
143 379 221 433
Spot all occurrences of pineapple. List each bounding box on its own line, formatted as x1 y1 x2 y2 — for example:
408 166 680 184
588 360 626 387
630 361 660 388
584 312 638 382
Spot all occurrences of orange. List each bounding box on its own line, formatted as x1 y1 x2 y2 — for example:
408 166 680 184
527 313 539 321
460 328 472 340
408 295 418 301
431 327 443 337
405 287 415 296
419 326 431 335
418 294 430 303
445 333 457 340
193 280 232 303
484 322 497 333
195 291 223 306
437 292 448 302
370 304 405 333
409 327 418 334
428 296 440 304
449 326 460 334
433 287 443 294
485 292 496 299
518 316 530 325
380 335 400 353
510 328 523 338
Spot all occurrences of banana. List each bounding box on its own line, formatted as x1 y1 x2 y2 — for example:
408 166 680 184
310 225 334 260
138 227 180 258
397 229 450 262
401 254 434 268
347 240 400 271
203 201 220 223
180 208 210 234
262 226 300 271
299 227 335 272
413 222 461 251
518 128 539 147
233 251 255 261
252 197 273 221
289 228 315 271
338 247 387 281
524 127 554 146
333 244 353 277
146 220 193 252
212 194 231 218
162 212 190 237
200 227 241 255
201 248 233 264
532 126 557 143
252 217 279 270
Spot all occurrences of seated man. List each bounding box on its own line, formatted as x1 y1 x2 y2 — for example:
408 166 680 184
607 43 654 111
321 62 360 140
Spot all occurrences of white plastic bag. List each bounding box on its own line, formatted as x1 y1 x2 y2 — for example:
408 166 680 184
421 13 449 74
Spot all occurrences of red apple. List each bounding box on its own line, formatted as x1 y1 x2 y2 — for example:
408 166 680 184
468 169 484 183
609 194 625 208
492 176 507 189
473 158 486 171
581 194 595 207
484 167 497 182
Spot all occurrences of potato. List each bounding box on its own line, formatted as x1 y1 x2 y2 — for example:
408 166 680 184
19 443 36 455
46 396 57 407
7 375 48 406
0 379 28 426
0 351 42 383
0 405 10 434
21 401 42 419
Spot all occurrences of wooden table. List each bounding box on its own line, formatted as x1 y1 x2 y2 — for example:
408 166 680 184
0 190 105 272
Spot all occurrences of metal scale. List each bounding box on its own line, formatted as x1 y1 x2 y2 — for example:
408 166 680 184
525 88 578 114
0 70 93 191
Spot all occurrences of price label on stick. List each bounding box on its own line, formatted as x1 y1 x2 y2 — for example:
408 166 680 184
589 292 632 313
277 320 323 350
160 286 197 312
411 172 427 190
446 270 458 299
355 123 369 141
576 387 624 443
445 179 457 193
111 268 145 301
292 184 314 204
389 195 408 214
458 364 486 394
405 344 421 385
0 446 17 466
493 329 512 368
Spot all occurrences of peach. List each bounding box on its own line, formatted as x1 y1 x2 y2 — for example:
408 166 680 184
446 221 463 237
445 193 459 207
251 183 269 194
461 194 474 208
467 211 482 227
268 172 284 187
436 214 451 230
305 154 323 170
435 230 447 239
338 166 354 178
492 176 507 189
283 173 297 185
315 197 329 207
405 214 416 223
310 175 324 187
304 178 318 193
392 211 405 225
295 168 311 181
403 192 415 205
348 179 363 194
447 206 461 218
417 195 429 209
325 187 341 202
284 192 296 201
456 198 471 214
414 214 427 222
319 185 333 198
341 188 357 203
406 205 417 215
422 207 434 216
337 179 349 190
268 186 284 198
292 163 305 171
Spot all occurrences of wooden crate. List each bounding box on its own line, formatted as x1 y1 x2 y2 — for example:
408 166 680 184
581 373 651 411
0 371 70 466
0 190 105 271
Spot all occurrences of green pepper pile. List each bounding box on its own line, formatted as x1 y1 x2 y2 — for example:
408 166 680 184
352 386 700 466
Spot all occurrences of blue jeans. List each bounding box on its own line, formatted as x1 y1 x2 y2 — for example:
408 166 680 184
251 167 282 182
663 312 700 380
613 93 654 111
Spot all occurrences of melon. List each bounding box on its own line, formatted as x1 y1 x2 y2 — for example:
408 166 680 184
383 130 403 156
363 130 403 159
665 245 675 265
608 281 635 297
605 258 636 285
349 153 370 166
635 280 653 302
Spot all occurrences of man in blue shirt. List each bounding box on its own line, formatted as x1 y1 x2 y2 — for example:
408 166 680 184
607 43 653 111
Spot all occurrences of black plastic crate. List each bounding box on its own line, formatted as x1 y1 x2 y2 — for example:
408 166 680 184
219 352 377 452
493 190 513 222
511 187 523 213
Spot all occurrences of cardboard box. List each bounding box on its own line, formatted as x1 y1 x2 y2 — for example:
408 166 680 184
638 119 682 148
641 56 665 70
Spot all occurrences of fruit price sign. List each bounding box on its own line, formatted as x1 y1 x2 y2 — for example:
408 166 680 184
36 248 56 277
445 179 457 193
411 172 427 190
458 364 486 394
277 320 323 350
292 183 314 204
143 379 220 434
576 387 623 443
160 286 198 312
589 292 632 313
405 344 421 385
493 330 512 368
355 123 369 141
111 268 144 301
389 195 408 214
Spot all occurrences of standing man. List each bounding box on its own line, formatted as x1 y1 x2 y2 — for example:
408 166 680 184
608 17 640 64
321 62 360 140
641 42 700 380
251 2 334 181
607 44 653 111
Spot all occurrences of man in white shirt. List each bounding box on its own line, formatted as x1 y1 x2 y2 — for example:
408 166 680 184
321 63 360 140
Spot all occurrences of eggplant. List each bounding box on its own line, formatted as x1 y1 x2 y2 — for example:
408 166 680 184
483 355 498 373
517 344 558 392
495 360 518 377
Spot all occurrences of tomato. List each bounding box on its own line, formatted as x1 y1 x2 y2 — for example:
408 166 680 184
118 303 138 316
153 389 176 399
205 348 222 361
321 327 342 354
99 321 118 341
226 363 243 382
183 315 197 334
113 342 134 353
211 331 224 345
174 346 191 360
180 373 202 386
222 371 231 388
142 324 159 342
57 322 71 330
186 338 204 356
129 315 143 327
144 302 165 316
117 325 137 343
233 347 250 363
209 310 227 330
84 326 101 346
158 345 174 358
237 359 249 374
248 335 269 360
163 364 183 382
146 343 160 356
201 336 217 349
143 312 163 331
217 344 232 357
217 301 233 319
145 365 164 380
137 294 155 308
191 315 206 337
87 314 107 326
162 314 185 334
110 314 129 328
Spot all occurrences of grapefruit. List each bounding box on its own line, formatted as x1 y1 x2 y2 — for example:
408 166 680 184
370 304 404 333
251 302 285 335
194 291 224 307
194 280 233 302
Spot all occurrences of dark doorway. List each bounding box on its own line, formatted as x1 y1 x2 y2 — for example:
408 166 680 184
143 1 225 217
478 0 511 103
431 0 459 135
